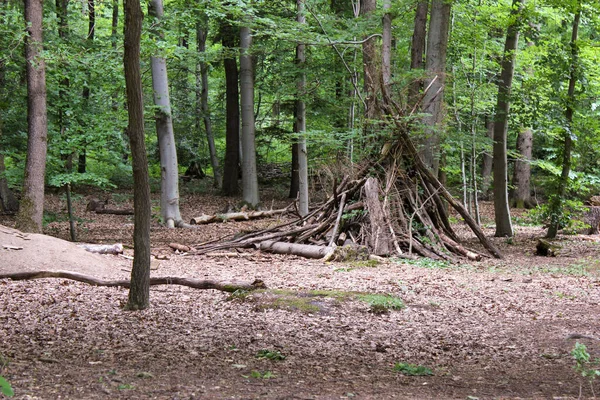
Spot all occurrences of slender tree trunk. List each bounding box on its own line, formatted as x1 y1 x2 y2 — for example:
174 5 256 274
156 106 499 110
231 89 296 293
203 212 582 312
421 0 451 175
492 0 524 237
481 117 493 199
148 0 182 228
381 0 392 88
511 128 533 208
409 0 428 105
221 17 240 196
0 60 18 212
78 0 95 174
196 19 221 188
547 7 580 239
361 0 377 119
15 0 48 233
240 25 259 207
296 0 309 216
123 0 151 310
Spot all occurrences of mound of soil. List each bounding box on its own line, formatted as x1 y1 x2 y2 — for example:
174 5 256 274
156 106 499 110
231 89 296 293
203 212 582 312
0 224 128 279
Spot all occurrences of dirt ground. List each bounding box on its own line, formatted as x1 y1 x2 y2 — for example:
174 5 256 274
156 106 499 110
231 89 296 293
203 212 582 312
1 187 599 399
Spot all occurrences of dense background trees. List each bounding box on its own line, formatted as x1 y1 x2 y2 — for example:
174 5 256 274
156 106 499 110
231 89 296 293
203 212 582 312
1 0 599 236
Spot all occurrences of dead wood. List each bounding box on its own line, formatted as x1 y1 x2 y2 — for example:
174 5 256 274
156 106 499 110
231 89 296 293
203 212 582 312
256 240 334 259
95 208 134 215
78 243 124 255
190 207 291 225
169 242 195 252
0 270 266 292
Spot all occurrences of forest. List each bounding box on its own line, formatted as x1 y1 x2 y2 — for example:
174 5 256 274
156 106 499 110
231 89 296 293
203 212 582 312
1 0 600 398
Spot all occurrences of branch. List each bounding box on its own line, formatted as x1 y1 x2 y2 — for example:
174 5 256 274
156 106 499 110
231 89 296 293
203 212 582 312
0 271 266 292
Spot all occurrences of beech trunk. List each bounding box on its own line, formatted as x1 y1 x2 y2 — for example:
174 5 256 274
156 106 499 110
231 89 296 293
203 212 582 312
148 0 182 228
492 0 524 237
16 0 48 233
240 25 259 207
123 0 152 310
511 128 533 208
296 0 309 216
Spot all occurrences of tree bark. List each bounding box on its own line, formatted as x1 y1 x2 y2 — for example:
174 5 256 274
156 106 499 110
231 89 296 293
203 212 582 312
0 59 19 213
296 0 309 216
148 0 182 228
240 24 259 207
511 128 533 208
547 7 580 239
492 0 524 237
196 18 221 189
123 0 151 310
15 0 48 233
78 0 95 174
221 17 240 196
420 0 451 175
360 0 377 119
381 0 392 88
409 1 428 105
480 117 494 199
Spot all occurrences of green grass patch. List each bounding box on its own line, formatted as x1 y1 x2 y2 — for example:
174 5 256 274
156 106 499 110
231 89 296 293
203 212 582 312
357 294 405 314
256 349 286 361
243 370 275 379
393 362 433 376
395 257 452 270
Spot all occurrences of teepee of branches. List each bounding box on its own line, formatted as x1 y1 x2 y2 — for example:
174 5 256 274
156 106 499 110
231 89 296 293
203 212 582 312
190 88 502 262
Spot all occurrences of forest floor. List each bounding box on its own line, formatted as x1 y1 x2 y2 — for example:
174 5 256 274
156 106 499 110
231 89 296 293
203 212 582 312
1 183 600 399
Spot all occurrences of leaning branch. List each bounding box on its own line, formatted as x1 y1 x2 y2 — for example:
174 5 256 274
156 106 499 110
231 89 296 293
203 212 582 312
0 271 266 292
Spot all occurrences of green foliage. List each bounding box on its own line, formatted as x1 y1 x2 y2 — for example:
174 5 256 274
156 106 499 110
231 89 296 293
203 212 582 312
397 258 452 270
0 375 13 397
528 200 588 234
572 343 600 382
393 362 433 376
256 349 286 361
357 294 404 314
244 370 275 379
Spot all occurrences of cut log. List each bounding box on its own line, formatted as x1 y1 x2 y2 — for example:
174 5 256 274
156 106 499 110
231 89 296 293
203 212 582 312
364 177 392 255
190 208 290 225
169 242 194 252
256 240 334 259
535 239 560 257
0 270 266 292
78 243 124 255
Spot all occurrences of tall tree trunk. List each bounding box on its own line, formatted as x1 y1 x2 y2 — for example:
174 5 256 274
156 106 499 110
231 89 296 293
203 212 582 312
361 0 377 119
148 0 182 228
492 0 524 238
78 0 95 174
196 18 221 188
409 0 428 105
0 61 18 213
481 117 493 199
123 0 151 310
381 0 392 88
547 7 580 239
421 0 451 175
511 128 533 208
221 17 240 196
240 25 259 207
296 0 309 216
15 0 48 233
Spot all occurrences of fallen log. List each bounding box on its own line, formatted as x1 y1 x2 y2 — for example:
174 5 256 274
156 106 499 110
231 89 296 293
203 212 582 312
256 240 334 259
190 207 291 225
0 270 266 292
95 208 134 215
78 243 124 255
169 242 195 252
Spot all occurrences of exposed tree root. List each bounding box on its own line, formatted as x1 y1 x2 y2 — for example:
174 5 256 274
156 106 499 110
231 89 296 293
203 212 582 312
0 270 266 292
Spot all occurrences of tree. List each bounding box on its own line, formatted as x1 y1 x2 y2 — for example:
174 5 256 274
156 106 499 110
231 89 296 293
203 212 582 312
421 0 451 175
123 0 151 310
15 0 48 233
546 4 581 239
240 22 259 207
511 128 533 208
361 0 377 119
409 1 428 105
148 0 183 228
295 0 309 216
381 0 392 89
196 15 221 189
221 14 240 196
492 0 525 238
